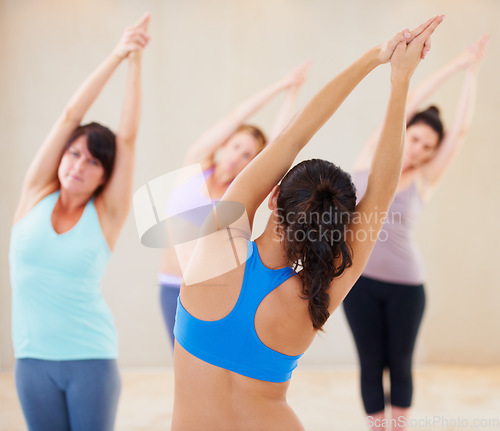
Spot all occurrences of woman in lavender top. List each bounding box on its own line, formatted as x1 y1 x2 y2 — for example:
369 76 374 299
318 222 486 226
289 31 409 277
343 34 489 431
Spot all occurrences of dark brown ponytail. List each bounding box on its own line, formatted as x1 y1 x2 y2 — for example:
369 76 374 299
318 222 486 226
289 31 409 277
276 159 357 330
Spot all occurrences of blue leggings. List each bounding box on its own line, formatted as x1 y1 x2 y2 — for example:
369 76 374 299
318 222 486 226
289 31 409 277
15 358 121 431
160 282 181 349
343 276 425 414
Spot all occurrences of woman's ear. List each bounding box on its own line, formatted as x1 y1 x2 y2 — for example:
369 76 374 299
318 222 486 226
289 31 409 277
268 185 280 210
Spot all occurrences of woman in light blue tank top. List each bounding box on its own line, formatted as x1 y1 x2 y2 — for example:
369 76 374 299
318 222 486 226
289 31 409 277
344 34 488 429
158 61 311 350
9 13 151 431
151 17 443 431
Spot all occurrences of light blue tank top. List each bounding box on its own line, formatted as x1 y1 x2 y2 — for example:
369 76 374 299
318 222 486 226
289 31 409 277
9 191 118 360
174 240 303 383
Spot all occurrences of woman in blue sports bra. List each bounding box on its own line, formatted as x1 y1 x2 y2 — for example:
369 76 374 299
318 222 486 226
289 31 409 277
158 61 310 349
9 13 150 431
170 16 444 431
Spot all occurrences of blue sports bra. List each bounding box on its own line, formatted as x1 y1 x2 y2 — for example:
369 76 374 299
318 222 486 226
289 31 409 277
174 240 303 383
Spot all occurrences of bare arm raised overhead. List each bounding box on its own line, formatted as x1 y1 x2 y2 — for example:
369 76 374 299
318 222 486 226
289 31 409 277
13 13 151 247
354 31 485 173
418 34 488 196
183 62 310 167
330 15 444 310
96 14 151 248
268 61 311 143
221 25 421 227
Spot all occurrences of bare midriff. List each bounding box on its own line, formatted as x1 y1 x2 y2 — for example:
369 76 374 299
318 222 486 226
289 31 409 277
171 343 305 431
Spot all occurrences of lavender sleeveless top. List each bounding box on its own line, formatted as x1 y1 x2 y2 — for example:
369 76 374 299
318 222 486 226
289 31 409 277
159 167 215 283
352 170 425 285
165 167 215 222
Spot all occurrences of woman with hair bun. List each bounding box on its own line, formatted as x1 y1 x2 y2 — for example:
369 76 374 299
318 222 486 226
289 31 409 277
9 13 150 431
344 33 489 430
169 16 443 431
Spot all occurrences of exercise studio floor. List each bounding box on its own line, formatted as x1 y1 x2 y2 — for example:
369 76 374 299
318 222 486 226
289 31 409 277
1 366 499 431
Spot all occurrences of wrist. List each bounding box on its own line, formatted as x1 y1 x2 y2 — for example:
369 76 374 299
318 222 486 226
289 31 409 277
452 55 469 71
365 46 384 69
390 74 411 90
110 48 127 63
276 77 291 92
128 50 143 62
465 65 479 76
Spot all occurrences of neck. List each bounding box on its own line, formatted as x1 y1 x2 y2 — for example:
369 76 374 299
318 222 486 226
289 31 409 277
255 210 290 269
211 164 234 187
401 162 418 176
58 188 92 212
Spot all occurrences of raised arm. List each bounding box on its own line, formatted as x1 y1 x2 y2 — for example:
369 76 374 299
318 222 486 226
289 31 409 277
268 61 311 143
221 29 418 227
405 36 486 121
330 16 444 309
419 34 488 192
183 64 309 166
13 13 150 223
353 17 447 172
96 14 151 243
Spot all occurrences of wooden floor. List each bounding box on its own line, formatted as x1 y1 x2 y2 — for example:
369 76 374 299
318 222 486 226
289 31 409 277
1 366 499 430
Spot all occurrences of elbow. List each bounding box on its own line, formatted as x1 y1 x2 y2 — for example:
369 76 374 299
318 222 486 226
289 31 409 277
457 128 470 141
61 108 82 125
115 134 137 149
227 108 247 126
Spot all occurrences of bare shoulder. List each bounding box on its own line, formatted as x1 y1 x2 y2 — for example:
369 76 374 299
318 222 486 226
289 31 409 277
93 194 132 251
12 182 59 226
200 160 215 172
256 272 315 356
281 273 307 310
281 274 314 330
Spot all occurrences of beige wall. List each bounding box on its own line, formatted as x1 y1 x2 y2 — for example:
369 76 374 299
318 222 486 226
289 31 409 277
1 0 499 370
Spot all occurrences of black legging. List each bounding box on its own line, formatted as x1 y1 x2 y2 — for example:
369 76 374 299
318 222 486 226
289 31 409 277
343 275 425 414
